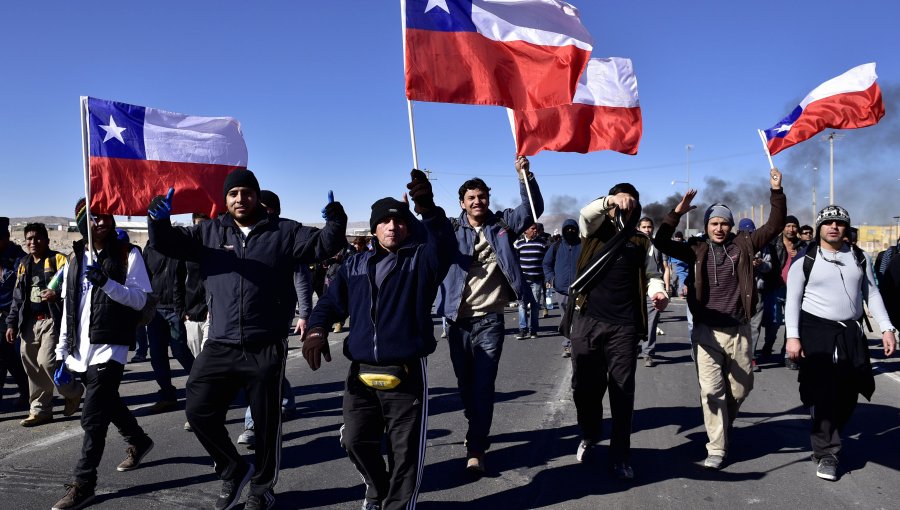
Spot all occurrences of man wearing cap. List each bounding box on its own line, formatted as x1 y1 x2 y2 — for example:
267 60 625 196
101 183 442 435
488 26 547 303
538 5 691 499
568 184 668 480
654 168 786 470
785 205 895 482
737 218 772 372
148 169 347 510
6 223 83 426
437 156 543 475
762 214 807 368
303 171 452 510
0 217 29 410
52 201 155 510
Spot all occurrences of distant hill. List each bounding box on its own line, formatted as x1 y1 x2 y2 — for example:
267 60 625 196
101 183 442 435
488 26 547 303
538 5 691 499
9 216 73 227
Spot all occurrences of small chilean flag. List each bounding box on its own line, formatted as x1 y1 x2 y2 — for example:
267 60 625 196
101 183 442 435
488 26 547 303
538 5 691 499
404 0 593 111
763 63 884 156
514 57 642 156
85 96 248 218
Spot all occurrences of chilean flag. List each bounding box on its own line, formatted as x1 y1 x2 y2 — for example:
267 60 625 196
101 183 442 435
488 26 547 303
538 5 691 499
763 63 884 156
404 0 593 111
514 57 642 156
85 96 248 218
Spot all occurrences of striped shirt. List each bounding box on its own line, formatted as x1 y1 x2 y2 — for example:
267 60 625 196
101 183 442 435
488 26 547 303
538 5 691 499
514 236 549 282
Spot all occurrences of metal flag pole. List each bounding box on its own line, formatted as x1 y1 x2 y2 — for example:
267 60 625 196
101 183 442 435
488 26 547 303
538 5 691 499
506 108 539 222
79 96 95 264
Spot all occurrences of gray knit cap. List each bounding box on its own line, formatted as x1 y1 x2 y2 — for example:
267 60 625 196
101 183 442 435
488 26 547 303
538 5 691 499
703 203 734 229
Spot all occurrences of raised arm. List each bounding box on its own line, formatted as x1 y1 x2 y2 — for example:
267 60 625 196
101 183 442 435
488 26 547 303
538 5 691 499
502 156 544 235
654 190 697 263
147 188 205 262
749 168 787 251
290 191 348 264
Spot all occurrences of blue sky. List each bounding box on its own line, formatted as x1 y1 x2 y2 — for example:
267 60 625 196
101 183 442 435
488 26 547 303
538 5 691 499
2 1 898 227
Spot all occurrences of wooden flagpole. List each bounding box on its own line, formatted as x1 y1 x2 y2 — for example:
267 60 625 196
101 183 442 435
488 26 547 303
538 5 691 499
757 129 775 169
79 96 95 264
506 108 539 222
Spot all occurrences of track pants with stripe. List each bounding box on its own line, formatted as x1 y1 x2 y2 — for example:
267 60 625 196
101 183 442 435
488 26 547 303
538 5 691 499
341 358 428 510
186 339 286 497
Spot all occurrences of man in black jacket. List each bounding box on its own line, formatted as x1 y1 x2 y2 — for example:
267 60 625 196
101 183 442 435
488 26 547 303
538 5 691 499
303 170 453 510
142 243 193 413
0 217 29 409
148 169 347 510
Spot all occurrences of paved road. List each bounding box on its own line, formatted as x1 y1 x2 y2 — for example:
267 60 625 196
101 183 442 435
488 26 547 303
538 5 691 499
1 300 898 509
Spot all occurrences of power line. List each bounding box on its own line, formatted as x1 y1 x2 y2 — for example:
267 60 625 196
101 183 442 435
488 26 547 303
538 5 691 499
428 151 759 177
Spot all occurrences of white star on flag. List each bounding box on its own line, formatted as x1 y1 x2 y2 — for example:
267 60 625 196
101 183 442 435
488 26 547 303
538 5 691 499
99 115 127 143
774 124 792 133
425 0 450 13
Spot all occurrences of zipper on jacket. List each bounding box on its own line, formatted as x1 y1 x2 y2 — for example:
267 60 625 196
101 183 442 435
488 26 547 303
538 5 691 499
238 229 247 360
369 247 407 363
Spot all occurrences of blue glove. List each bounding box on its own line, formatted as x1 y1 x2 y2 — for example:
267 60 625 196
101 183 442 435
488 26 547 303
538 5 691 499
85 262 109 288
54 360 72 387
321 190 346 223
148 187 174 220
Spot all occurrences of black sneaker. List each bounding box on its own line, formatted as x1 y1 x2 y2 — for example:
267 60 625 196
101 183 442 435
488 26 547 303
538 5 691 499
815 455 838 481
245 489 275 510
529 330 538 338
516 329 528 340
52 482 95 510
116 438 154 471
215 462 255 510
611 462 634 480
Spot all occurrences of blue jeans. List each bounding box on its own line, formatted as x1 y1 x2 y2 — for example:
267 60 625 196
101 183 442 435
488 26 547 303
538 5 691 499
244 377 295 429
447 313 505 454
147 308 194 402
517 281 542 332
134 325 148 358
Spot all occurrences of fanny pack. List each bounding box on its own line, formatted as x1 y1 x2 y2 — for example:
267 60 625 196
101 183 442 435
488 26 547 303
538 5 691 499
357 363 407 390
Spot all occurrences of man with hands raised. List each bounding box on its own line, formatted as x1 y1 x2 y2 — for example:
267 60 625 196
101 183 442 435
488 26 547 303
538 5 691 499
147 169 347 510
654 168 785 470
302 169 453 510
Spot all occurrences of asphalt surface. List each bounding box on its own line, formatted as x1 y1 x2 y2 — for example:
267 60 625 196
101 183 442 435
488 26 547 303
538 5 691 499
1 299 898 510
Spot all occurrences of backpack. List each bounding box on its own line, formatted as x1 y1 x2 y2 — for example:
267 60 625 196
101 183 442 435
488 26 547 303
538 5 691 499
799 243 867 298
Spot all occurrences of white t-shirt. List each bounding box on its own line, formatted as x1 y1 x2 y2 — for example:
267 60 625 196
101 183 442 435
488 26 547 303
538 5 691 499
55 247 152 372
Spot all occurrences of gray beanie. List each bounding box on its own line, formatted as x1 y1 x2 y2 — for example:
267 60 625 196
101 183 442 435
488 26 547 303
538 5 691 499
704 203 734 229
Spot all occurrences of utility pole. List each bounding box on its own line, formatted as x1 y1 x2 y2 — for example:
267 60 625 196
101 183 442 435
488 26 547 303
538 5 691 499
811 165 818 220
686 144 693 233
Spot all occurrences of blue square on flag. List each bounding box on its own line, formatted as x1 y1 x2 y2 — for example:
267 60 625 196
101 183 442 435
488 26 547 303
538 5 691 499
88 97 146 160
406 0 476 32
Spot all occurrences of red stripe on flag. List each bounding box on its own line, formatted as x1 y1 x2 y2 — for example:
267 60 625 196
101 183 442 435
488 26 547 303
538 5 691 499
768 82 884 155
515 103 642 156
89 157 241 218
405 29 590 111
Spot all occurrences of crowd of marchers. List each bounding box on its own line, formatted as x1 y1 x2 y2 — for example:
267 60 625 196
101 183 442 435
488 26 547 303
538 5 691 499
1 160 897 510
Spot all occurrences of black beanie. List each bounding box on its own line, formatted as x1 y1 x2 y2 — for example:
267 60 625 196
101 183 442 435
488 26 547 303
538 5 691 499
785 215 799 226
223 168 260 197
370 197 411 233
259 190 281 216
608 182 640 202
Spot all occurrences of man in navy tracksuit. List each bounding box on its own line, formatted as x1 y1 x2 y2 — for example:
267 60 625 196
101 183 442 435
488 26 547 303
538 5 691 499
303 171 453 510
148 169 347 510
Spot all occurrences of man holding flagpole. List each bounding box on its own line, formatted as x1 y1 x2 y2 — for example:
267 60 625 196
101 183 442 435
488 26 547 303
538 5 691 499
148 169 347 510
437 156 543 475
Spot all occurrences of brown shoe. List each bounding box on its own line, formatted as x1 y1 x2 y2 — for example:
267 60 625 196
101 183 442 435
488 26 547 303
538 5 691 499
20 413 53 427
63 390 84 417
117 439 154 471
146 400 177 414
52 482 95 510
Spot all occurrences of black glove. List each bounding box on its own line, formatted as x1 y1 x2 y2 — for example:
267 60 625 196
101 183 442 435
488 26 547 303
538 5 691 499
302 326 332 371
322 201 347 224
406 169 435 215
85 262 109 288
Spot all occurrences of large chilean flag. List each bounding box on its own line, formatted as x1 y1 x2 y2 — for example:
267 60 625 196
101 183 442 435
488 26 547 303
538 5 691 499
404 0 593 111
514 57 642 156
85 97 248 218
763 63 884 156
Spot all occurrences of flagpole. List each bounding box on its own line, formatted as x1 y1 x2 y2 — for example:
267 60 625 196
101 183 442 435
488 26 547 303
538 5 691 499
79 96 94 264
506 108 539 222
399 0 420 170
756 129 775 169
